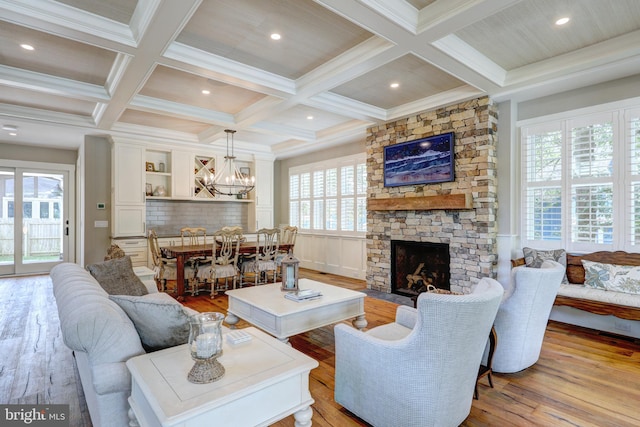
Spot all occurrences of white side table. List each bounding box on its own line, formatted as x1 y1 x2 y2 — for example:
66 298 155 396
133 266 155 282
126 327 318 427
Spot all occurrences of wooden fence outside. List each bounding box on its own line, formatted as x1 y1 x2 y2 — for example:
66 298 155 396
0 219 62 256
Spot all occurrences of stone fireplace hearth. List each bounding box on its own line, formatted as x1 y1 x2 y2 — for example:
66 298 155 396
366 96 498 294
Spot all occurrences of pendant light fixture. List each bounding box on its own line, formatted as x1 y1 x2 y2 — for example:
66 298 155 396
211 129 255 196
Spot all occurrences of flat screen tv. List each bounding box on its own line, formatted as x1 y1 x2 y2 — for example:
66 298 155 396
383 132 455 187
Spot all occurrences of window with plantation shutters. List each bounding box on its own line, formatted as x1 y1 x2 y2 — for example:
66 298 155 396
570 118 614 245
627 109 640 247
289 154 366 235
521 106 640 252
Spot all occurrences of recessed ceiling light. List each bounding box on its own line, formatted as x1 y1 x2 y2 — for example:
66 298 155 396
270 33 281 41
307 115 314 120
202 89 210 95
390 82 400 89
555 17 570 25
9 132 17 136
20 43 34 51
2 125 17 132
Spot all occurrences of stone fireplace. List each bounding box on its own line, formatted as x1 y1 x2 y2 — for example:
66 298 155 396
366 96 498 294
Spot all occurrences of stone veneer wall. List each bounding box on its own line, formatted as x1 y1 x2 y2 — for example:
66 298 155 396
367 96 498 294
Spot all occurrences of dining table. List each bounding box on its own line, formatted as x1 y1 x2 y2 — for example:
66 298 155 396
162 242 293 300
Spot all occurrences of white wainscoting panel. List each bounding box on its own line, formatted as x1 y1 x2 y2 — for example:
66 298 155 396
295 233 366 280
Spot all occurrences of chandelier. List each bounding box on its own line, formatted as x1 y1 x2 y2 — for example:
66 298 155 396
211 129 255 196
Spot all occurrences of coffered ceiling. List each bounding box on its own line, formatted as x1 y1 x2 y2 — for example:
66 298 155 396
1 0 639 158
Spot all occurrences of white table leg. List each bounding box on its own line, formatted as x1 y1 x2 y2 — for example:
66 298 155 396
128 407 139 427
225 312 239 329
352 314 367 330
293 405 313 427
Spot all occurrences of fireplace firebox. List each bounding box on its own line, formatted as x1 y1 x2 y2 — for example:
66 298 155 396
390 241 450 297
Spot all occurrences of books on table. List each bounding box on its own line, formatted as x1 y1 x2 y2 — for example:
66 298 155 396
284 289 322 302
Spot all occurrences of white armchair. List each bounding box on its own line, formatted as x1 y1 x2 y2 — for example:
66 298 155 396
334 278 504 427
491 260 565 373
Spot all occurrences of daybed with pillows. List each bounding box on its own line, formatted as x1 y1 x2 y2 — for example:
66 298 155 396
51 257 198 427
513 249 640 323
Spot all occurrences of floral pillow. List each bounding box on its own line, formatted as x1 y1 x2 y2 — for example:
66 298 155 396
523 247 568 284
582 260 640 295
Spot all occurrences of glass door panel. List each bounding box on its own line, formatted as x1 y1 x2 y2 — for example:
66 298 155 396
0 169 15 275
0 165 70 276
21 172 65 267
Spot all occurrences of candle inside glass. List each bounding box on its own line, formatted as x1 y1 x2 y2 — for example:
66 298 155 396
196 332 217 358
286 265 295 289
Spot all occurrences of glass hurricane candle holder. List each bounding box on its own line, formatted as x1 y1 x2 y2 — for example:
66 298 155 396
187 312 225 384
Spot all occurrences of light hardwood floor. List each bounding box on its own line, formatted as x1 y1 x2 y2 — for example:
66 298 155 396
1 270 640 426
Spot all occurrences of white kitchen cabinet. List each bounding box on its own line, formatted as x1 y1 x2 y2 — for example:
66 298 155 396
172 150 193 199
113 143 145 205
112 142 146 237
112 237 148 267
249 158 274 230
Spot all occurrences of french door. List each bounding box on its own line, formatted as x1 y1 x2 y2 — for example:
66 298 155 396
0 162 74 276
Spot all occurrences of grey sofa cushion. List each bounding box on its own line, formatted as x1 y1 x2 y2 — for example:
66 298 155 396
87 256 149 296
523 247 568 284
109 293 191 351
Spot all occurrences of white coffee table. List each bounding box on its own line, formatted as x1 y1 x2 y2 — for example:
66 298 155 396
225 279 367 342
126 327 318 427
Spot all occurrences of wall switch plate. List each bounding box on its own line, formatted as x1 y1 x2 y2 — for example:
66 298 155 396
94 220 108 228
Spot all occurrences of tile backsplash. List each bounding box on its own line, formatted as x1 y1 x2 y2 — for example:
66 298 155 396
146 199 248 237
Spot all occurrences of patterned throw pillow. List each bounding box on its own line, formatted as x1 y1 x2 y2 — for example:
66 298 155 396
87 256 149 296
109 293 191 351
522 247 568 284
582 260 640 295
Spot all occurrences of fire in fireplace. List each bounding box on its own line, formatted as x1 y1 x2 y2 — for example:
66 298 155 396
390 241 450 297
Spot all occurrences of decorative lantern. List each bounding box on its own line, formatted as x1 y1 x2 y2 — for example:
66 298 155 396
281 250 300 292
187 312 225 383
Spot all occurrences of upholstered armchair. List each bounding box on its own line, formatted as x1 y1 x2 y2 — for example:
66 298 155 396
491 260 565 373
334 278 504 427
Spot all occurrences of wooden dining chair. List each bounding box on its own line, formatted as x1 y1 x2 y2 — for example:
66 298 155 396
197 228 243 297
180 227 211 295
276 225 298 279
240 228 279 287
148 229 194 293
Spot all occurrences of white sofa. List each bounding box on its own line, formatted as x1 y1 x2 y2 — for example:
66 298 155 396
50 262 189 427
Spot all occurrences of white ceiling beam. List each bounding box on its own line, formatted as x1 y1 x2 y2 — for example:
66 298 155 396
96 0 202 130
249 122 316 142
0 102 96 127
0 65 109 102
387 85 486 120
0 0 138 51
357 0 419 33
162 43 295 98
129 95 234 125
505 30 640 87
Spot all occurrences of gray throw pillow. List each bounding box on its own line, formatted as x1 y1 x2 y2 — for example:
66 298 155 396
109 293 191 351
87 256 149 296
523 247 568 284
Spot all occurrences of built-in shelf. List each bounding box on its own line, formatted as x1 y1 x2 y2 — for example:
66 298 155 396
367 193 472 211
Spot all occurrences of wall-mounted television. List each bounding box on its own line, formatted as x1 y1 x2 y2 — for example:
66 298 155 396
383 132 455 187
